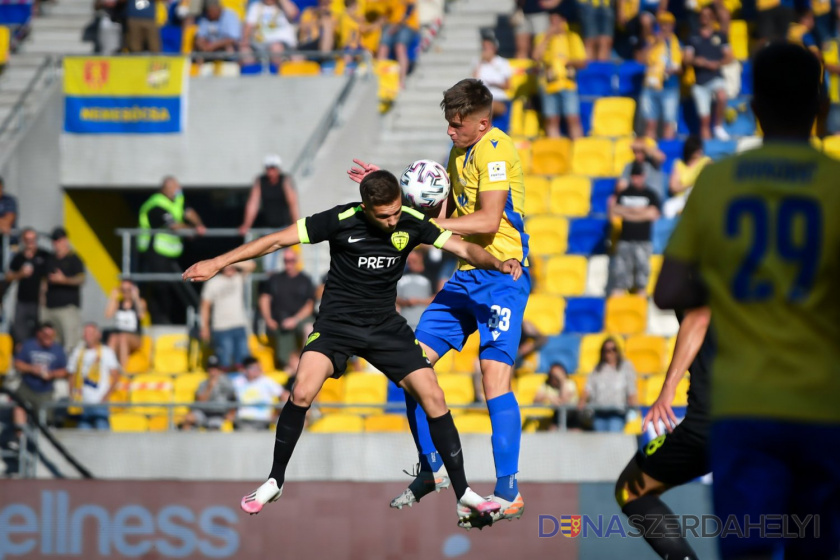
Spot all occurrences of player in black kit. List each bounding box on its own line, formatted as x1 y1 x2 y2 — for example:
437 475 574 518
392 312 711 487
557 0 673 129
614 307 713 560
183 170 522 525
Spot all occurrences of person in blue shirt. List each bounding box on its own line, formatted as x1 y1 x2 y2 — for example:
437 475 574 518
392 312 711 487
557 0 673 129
195 0 242 62
12 322 68 431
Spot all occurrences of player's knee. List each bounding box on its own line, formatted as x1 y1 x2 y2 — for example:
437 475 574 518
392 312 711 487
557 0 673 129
290 384 316 407
422 384 448 417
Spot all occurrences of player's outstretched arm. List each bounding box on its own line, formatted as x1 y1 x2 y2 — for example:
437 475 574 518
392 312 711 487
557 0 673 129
346 159 380 184
440 235 522 280
182 224 300 282
643 306 711 435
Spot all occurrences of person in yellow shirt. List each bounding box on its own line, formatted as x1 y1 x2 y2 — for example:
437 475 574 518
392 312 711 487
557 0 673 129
655 43 840 560
378 0 420 87
663 136 712 218
298 0 338 53
640 11 682 139
532 12 587 138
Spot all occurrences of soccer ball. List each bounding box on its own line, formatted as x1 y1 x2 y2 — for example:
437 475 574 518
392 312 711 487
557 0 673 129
400 159 450 210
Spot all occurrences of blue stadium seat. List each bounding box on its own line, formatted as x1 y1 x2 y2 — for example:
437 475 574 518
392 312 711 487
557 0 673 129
567 217 609 255
741 61 753 96
492 101 513 133
564 297 606 334
704 139 738 160
160 25 182 53
579 98 595 137
386 381 405 414
577 62 616 96
0 3 32 25
678 98 700 137
724 97 756 137
538 334 582 373
653 217 680 254
659 138 684 176
590 178 616 215
617 61 645 98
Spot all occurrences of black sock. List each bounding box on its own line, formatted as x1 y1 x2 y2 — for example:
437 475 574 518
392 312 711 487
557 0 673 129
622 495 699 560
427 411 468 500
268 401 309 486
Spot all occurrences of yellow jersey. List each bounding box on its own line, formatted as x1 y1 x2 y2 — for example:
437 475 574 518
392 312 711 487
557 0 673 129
387 0 420 30
447 127 528 270
813 0 831 17
644 34 682 90
665 142 840 424
534 29 586 93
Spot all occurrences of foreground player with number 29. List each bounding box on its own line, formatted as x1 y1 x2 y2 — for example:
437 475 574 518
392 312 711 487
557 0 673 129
182 170 522 525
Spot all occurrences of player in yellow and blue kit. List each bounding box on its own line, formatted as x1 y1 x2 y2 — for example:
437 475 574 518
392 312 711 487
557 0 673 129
655 43 840 560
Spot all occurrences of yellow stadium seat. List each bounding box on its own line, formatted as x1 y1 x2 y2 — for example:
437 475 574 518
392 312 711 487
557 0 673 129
249 335 275 373
509 99 526 137
571 137 615 176
173 372 206 420
526 215 569 256
437 374 475 410
343 373 387 415
523 175 551 216
376 60 400 110
529 254 547 293
265 371 289 388
638 374 666 406
316 376 345 413
625 335 667 374
110 412 149 432
522 109 541 137
108 377 131 412
730 20 749 61
544 255 588 296
524 294 565 336
514 374 554 419
507 58 538 98
434 350 455 374
673 373 690 406
452 332 480 373
823 135 840 159
153 334 189 374
148 414 172 431
309 413 365 433
0 26 9 67
549 175 591 216
605 295 648 335
530 138 572 175
130 373 174 415
647 254 664 295
624 414 642 435
181 24 197 54
124 335 153 375
578 333 626 374
0 333 12 374
591 97 636 137
454 412 493 434
513 136 532 175
570 373 588 396
280 60 321 76
220 0 246 18
364 414 409 432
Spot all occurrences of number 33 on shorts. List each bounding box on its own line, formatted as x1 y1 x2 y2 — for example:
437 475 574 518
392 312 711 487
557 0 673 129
488 305 511 332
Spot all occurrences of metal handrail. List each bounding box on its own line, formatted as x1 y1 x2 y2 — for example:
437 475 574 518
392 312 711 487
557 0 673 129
0 55 59 138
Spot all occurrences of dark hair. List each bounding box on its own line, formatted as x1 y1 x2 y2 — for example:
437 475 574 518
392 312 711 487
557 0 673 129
37 322 56 332
549 362 568 375
753 43 821 134
242 356 259 369
682 136 703 161
359 170 401 207
441 79 493 121
596 338 623 372
700 4 716 17
630 162 645 176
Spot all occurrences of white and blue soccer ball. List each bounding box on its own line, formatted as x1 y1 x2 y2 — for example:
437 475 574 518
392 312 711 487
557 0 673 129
400 159 451 210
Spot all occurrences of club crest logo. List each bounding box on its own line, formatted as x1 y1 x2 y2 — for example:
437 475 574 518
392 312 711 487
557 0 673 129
560 515 582 538
83 60 110 90
147 59 172 89
391 231 409 251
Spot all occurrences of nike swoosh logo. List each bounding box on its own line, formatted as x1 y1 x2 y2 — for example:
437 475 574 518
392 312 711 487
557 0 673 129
450 448 462 458
348 236 365 243
492 331 501 341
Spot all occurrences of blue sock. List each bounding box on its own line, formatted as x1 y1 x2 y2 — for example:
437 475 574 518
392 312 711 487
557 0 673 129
488 392 521 501
405 393 439 472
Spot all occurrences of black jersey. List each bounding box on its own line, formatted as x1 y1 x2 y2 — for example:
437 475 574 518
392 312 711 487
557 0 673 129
675 310 715 423
297 203 452 323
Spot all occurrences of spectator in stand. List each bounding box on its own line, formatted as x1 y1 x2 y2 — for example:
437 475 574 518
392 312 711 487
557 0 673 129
755 0 794 46
787 8 820 55
811 0 835 46
12 323 67 430
608 163 661 296
233 356 286 430
44 228 86 352
378 0 420 88
616 138 666 195
616 0 655 60
0 177 17 306
67 323 120 430
578 338 638 432
686 0 730 37
180 355 237 431
396 250 434 330
239 154 300 272
534 362 579 430
640 12 682 140
258 250 315 371
93 0 125 54
685 6 733 141
533 11 587 139
298 0 338 53
344 0 388 55
200 260 255 369
193 0 241 62
125 0 161 53
104 279 147 370
473 31 512 117
512 0 559 59
663 136 711 218
578 0 615 61
241 0 299 68
6 228 49 346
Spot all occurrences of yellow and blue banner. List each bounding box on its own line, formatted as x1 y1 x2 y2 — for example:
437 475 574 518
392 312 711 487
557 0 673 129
63 56 188 134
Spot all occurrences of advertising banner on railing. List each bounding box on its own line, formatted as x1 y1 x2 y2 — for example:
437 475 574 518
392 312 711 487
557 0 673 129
63 57 188 134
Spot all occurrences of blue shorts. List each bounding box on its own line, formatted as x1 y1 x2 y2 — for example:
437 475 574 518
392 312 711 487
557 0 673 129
578 3 615 39
641 86 679 124
711 418 840 560
416 268 531 366
541 89 580 118
379 25 418 50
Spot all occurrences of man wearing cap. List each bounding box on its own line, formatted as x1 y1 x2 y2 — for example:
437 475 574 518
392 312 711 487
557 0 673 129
138 176 206 324
180 355 238 431
43 227 86 351
639 12 682 140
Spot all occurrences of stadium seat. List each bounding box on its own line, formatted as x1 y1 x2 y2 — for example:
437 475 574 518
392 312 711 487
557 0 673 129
514 373 553 419
579 98 594 136
148 414 172 432
515 138 533 174
110 412 149 432
437 374 475 412
590 177 616 215
673 373 690 406
740 60 753 96
576 61 616 96
605 295 648 335
124 335 153 375
652 217 679 254
572 137 615 176
704 139 738 160
549 175 591 216
730 20 749 60
638 374 666 406
173 372 206 419
434 349 455 375
658 138 684 175
625 335 667 374
578 333 625 374
0 26 9 67
563 297 606 334
585 255 609 296
265 371 289 388
452 332 480 373
454 412 493 434
538 334 581 373
523 175 551 216
569 373 588 396
524 294 565 336
152 334 189 374
0 333 12 374
544 255 587 296
130 374 174 415
364 414 409 432
530 138 572 175
309 413 365 433
343 373 387 415
617 61 645 97
647 254 663 295
280 60 321 76
108 377 131 412
823 135 840 159
648 300 680 337
249 335 275 373
220 0 246 18
506 58 538 98
724 97 756 137
567 217 609 255
316 376 345 413
526 215 569 256
591 97 636 137
509 100 541 137
376 60 400 111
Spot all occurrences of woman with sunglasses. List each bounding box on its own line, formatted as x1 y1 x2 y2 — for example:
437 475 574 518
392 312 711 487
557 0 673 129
578 338 638 432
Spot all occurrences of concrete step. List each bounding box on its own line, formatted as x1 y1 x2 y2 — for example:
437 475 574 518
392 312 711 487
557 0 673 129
29 29 86 43
32 16 90 31
397 88 447 105
440 12 500 28
20 40 92 55
451 0 513 15
417 51 477 67
391 104 446 122
382 128 447 143
48 3 94 17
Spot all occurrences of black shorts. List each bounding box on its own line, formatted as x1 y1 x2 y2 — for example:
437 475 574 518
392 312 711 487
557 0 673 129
634 414 710 486
302 313 431 384
756 5 793 41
